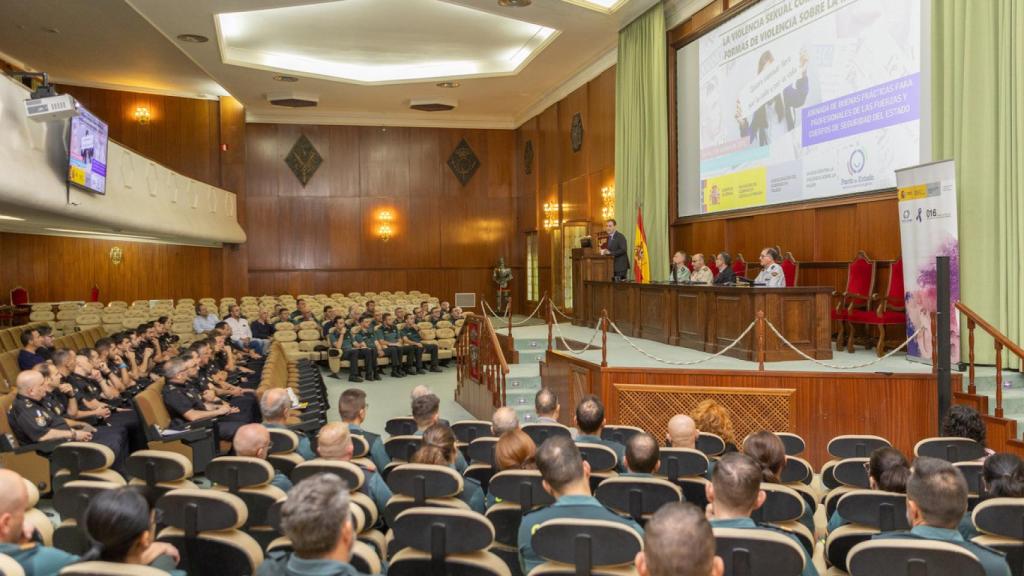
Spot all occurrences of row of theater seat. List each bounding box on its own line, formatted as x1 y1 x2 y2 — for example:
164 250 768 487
0 325 107 393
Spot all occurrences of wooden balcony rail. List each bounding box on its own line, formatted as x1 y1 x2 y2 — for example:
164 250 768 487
957 301 1024 418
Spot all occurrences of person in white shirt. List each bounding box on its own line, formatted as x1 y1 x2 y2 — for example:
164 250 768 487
754 247 786 287
225 305 268 355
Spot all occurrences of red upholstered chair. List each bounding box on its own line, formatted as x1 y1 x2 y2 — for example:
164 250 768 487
781 252 799 287
831 252 877 352
732 254 749 278
846 258 905 356
9 287 28 306
9 286 30 325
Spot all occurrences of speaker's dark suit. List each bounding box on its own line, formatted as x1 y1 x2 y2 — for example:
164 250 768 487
714 266 736 285
607 231 629 280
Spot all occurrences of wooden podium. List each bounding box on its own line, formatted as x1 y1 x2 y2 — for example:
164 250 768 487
571 248 613 327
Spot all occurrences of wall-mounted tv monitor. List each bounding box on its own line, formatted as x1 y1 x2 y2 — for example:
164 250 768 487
67 104 108 195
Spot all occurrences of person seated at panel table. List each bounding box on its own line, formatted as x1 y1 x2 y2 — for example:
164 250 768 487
690 253 714 285
714 252 736 285
670 251 691 283
753 247 786 287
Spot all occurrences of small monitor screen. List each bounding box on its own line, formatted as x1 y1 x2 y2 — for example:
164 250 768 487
68 104 108 194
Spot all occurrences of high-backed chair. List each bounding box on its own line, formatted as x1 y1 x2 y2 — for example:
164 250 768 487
595 475 681 524
781 252 799 287
831 251 877 351
53 480 120 555
485 470 555 575
656 447 711 509
288 459 384 557
821 435 891 491
266 428 304 477
822 458 872 517
127 450 197 499
59 562 167 575
848 539 984 576
384 435 422 465
825 490 910 572
521 423 572 447
695 432 727 458
51 442 126 490
971 498 1024 576
600 425 643 446
531 519 642 576
751 484 813 553
385 417 418 436
466 437 498 492
576 443 618 492
733 254 749 278
156 489 263 576
131 380 217 474
914 437 989 463
846 258 906 355
0 554 23 576
452 420 494 445
206 457 288 550
23 477 54 546
956 461 985 510
714 527 806 576
384 464 470 528
389 507 509 576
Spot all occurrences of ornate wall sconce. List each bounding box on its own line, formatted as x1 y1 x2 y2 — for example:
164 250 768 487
601 186 615 221
376 209 394 242
543 202 562 230
133 107 151 125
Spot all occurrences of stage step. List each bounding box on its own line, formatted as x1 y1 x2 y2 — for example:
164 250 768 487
505 358 543 423
965 372 1024 436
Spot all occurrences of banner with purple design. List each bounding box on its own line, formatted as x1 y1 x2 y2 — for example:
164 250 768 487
896 160 959 365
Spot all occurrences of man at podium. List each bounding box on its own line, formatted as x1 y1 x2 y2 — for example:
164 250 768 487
601 219 630 281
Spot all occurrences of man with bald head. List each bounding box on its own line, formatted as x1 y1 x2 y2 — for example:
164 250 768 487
0 469 79 574
234 423 293 492
636 502 723 576
666 414 698 449
9 370 129 475
492 406 519 436
624 432 661 476
261 388 314 460
316 423 392 516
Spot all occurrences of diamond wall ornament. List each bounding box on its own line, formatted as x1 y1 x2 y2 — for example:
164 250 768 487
447 138 480 186
524 140 534 175
571 113 584 152
284 134 322 187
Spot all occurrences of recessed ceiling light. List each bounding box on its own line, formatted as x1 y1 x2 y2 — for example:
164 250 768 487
273 75 300 82
436 81 461 88
498 0 532 6
176 33 209 43
0 215 25 221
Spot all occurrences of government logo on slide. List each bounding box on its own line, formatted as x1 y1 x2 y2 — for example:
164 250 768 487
847 149 866 175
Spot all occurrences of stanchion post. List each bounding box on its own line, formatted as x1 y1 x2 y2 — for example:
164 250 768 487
507 288 513 340
601 309 609 368
936 256 952 430
756 311 766 371
546 292 553 352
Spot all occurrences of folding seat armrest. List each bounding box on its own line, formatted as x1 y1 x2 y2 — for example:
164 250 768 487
0 435 64 455
159 427 214 444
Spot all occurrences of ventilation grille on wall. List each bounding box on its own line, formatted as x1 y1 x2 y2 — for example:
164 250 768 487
455 292 476 308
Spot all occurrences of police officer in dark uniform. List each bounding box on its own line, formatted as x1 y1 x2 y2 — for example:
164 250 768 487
188 344 260 425
160 357 243 441
9 370 129 476
67 353 146 453
354 316 382 381
401 313 442 373
375 313 411 378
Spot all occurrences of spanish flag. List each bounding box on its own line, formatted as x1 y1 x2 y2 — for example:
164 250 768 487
634 206 650 283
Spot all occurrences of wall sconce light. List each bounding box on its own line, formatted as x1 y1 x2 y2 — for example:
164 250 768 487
601 186 615 221
133 107 151 125
542 202 562 230
376 209 394 242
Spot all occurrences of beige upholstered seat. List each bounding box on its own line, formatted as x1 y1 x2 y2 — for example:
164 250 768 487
206 456 288 550
60 561 168 575
156 488 264 576
53 480 121 555
714 526 806 576
52 442 127 490
848 539 984 576
127 449 198 498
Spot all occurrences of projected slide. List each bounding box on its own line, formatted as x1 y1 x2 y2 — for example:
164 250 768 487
697 0 921 214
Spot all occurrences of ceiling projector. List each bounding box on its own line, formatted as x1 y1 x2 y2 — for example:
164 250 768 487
24 93 78 122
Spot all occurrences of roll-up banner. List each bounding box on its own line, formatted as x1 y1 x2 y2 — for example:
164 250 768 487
896 159 959 365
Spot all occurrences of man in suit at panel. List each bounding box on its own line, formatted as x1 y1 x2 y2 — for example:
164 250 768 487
601 219 629 281
714 252 736 285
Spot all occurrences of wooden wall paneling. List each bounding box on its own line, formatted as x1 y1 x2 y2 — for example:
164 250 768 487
587 67 616 174
280 198 329 270
219 96 249 298
246 124 280 198
245 197 282 271
327 125 363 197
486 130 516 199
559 84 589 181
562 174 590 224
360 126 411 198
813 205 858 261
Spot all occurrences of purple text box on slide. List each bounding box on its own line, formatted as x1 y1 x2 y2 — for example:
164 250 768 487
801 73 920 147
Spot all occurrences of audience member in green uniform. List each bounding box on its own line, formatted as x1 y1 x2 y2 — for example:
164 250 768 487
705 453 818 576
517 436 643 575
743 431 815 536
874 457 1010 576
623 432 661 477
573 394 627 472
338 388 391 472
636 502 724 576
0 468 80 576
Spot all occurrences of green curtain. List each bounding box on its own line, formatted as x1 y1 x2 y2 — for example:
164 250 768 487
615 4 669 281
933 0 1024 364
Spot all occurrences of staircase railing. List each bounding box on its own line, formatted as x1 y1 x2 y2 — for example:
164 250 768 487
957 301 1024 418
456 310 510 409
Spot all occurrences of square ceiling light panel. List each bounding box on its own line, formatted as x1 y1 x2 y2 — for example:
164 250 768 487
215 0 560 85
560 0 628 13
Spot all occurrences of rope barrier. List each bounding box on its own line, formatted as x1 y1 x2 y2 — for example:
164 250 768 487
550 309 603 354
764 319 924 369
606 318 758 366
550 300 575 320
483 298 545 327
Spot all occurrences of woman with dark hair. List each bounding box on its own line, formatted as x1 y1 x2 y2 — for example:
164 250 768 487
959 453 1024 539
942 405 993 456
827 447 910 533
415 423 485 513
743 431 815 534
81 487 184 574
